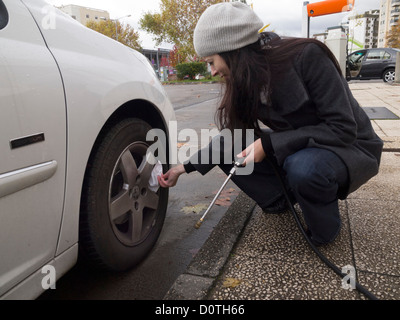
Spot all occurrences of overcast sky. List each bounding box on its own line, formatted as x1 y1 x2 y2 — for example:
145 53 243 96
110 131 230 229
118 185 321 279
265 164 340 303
45 0 381 49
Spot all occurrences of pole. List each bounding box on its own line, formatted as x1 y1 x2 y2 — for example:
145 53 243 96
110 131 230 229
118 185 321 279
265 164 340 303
302 1 310 38
115 14 131 42
395 52 400 84
157 48 160 79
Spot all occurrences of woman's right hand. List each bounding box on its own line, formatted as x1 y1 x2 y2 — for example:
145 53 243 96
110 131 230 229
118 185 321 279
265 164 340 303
157 164 186 188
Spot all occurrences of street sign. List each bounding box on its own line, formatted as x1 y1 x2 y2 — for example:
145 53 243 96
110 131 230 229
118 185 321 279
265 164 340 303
307 0 355 17
302 0 355 38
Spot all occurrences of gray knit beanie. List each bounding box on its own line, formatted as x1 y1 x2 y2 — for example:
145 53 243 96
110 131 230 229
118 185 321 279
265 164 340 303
194 2 264 57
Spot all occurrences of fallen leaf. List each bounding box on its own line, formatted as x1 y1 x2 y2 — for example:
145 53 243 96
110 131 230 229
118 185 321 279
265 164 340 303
210 188 239 207
180 203 208 214
215 197 231 206
213 187 236 196
222 278 242 288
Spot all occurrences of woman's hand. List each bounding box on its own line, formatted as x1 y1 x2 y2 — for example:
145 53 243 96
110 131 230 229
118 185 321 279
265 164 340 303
236 138 266 165
157 164 186 188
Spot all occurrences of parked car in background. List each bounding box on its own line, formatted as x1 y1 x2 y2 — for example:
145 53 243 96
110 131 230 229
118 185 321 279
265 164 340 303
346 47 400 83
0 0 175 299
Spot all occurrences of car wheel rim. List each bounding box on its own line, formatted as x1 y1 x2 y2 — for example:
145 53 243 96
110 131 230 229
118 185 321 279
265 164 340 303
108 142 159 246
385 71 395 83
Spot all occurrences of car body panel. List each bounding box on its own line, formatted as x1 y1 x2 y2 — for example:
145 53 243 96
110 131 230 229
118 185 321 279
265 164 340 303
1 244 78 300
1 0 175 299
362 49 392 78
0 0 66 297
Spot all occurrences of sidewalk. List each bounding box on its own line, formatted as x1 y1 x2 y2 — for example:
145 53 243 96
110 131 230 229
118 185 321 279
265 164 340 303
164 81 400 300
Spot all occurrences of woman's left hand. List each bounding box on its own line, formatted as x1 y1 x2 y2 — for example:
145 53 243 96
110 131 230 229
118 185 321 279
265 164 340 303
236 138 266 166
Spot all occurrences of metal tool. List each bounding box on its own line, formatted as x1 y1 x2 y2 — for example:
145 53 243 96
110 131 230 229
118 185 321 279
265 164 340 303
194 159 245 229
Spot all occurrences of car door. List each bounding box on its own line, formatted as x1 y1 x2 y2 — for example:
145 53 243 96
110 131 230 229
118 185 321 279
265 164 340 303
0 0 66 296
360 49 391 78
347 50 366 78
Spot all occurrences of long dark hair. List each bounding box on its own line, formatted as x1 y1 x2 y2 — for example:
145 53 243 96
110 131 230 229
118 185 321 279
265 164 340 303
216 33 342 134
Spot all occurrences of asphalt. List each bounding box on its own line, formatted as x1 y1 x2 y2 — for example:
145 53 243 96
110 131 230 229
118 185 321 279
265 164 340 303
163 81 400 301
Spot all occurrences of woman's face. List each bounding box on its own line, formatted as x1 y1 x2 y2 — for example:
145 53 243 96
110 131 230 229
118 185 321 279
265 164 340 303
204 54 229 79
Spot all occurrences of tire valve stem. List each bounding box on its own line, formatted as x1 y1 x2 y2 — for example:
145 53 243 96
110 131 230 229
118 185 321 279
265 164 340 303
194 159 245 229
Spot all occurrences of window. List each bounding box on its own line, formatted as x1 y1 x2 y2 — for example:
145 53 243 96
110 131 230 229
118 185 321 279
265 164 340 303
366 50 389 60
383 51 391 60
349 51 366 63
86 14 89 18
366 50 380 60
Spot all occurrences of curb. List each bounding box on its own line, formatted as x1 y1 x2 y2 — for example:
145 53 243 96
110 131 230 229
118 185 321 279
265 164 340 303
163 192 256 300
383 137 400 153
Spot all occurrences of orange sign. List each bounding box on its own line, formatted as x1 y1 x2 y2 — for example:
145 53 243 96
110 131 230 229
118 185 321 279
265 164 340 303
307 0 355 17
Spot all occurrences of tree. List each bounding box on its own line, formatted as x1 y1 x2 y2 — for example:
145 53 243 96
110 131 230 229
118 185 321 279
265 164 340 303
387 20 400 49
169 45 185 67
86 20 142 51
139 0 223 62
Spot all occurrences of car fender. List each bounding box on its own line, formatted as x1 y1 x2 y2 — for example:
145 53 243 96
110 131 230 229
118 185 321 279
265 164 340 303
382 64 396 75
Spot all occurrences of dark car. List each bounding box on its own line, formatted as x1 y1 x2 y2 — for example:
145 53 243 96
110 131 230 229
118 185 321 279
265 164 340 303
346 48 400 83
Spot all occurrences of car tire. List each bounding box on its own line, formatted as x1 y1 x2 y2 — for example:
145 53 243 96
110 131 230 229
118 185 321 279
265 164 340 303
383 69 395 83
79 118 168 271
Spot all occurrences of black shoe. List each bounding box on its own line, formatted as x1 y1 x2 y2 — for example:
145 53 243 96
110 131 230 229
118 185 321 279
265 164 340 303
262 192 296 214
262 197 290 214
305 229 324 247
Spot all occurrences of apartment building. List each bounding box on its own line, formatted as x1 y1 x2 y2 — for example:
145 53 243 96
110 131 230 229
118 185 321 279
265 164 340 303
378 0 400 47
58 4 110 26
313 10 380 53
347 10 380 53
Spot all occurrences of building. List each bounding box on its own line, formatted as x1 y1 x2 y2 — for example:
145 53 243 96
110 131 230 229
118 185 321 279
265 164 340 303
313 9 380 53
142 48 172 81
378 0 400 47
57 4 110 25
313 32 328 43
347 10 380 53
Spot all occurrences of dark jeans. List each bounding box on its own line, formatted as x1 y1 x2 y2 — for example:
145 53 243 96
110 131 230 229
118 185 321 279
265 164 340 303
219 147 348 245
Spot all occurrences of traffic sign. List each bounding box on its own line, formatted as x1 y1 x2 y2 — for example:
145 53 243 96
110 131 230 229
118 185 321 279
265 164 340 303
307 0 355 17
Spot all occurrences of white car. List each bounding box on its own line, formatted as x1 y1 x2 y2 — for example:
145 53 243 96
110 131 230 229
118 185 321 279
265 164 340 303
0 0 175 299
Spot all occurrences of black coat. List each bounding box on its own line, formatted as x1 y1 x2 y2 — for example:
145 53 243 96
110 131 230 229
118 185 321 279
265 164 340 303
187 43 383 198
